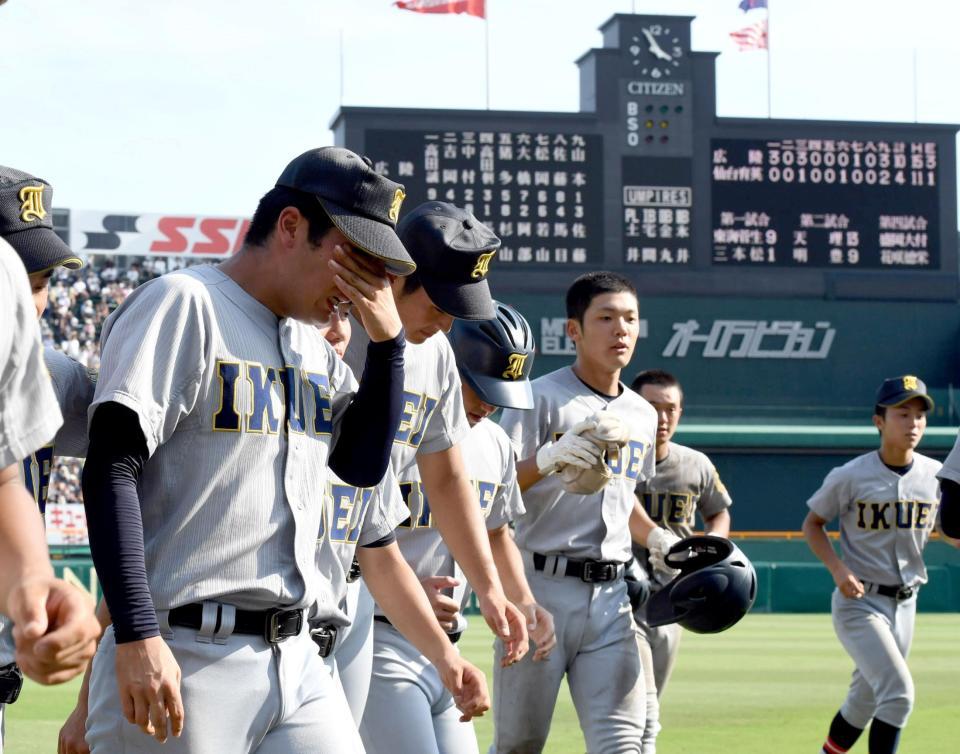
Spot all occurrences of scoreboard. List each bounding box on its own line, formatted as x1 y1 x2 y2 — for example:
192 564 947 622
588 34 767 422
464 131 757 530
711 137 939 269
333 13 958 302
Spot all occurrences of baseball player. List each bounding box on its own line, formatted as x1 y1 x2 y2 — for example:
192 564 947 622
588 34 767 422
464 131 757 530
336 202 530 724
0 237 99 746
492 271 679 754
81 147 415 753
0 168 100 748
359 301 555 754
803 376 956 754
629 369 733 753
936 435 960 537
311 314 491 727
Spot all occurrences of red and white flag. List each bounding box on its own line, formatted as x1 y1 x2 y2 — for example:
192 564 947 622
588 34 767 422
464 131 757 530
729 17 768 51
394 0 485 18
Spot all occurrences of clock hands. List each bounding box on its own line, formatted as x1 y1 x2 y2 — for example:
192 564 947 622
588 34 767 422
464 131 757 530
642 28 673 62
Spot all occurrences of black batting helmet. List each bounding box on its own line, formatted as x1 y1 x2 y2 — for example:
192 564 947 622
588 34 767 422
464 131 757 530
447 301 535 410
646 536 757 634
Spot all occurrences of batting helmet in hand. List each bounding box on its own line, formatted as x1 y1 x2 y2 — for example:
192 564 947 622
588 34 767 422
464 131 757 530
645 535 757 634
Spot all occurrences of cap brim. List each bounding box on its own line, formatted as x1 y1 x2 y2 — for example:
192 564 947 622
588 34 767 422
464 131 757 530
317 197 416 276
880 392 935 411
466 372 534 410
421 276 495 321
4 228 82 274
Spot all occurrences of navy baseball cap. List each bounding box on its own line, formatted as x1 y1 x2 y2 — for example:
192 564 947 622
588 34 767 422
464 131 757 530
875 375 934 411
397 202 499 320
0 166 81 274
276 147 415 276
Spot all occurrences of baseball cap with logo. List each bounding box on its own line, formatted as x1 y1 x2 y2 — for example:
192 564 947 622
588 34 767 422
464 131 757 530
875 375 934 411
275 147 415 276
0 166 82 274
397 202 499 321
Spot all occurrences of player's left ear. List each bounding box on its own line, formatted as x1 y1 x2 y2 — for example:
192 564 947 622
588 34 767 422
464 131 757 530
872 412 884 433
566 317 583 343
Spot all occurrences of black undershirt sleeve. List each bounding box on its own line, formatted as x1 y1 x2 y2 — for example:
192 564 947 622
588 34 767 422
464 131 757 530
81 402 159 644
360 531 397 548
940 479 960 538
329 330 405 488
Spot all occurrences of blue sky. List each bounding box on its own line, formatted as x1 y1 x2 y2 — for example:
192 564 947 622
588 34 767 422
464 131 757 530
2 0 958 215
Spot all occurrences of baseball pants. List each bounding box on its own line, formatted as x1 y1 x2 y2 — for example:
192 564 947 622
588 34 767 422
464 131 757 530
831 589 917 729
86 609 363 754
360 620 478 754
490 553 646 754
329 580 376 725
633 600 682 754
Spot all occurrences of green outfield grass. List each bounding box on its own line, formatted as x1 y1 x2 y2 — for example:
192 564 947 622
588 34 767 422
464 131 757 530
7 614 959 753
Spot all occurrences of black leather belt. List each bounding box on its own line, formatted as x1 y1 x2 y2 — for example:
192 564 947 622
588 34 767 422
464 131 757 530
347 558 362 583
167 603 303 644
866 583 915 601
374 614 462 644
309 624 338 658
532 552 624 583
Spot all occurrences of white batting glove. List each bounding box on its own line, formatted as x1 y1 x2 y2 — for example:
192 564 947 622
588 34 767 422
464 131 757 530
535 419 601 475
647 527 682 578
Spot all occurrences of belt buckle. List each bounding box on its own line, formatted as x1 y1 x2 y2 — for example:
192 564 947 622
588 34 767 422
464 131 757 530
347 558 362 583
265 609 303 644
896 586 914 601
581 561 616 583
310 625 338 657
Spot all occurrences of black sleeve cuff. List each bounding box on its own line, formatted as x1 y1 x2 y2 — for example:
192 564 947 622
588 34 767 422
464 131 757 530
360 531 397 549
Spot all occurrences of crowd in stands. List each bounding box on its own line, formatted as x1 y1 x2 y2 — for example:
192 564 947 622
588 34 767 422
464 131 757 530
43 256 201 509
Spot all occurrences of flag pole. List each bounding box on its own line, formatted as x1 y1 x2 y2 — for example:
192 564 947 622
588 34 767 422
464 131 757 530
765 5 772 118
484 4 491 109
339 28 345 106
912 48 919 122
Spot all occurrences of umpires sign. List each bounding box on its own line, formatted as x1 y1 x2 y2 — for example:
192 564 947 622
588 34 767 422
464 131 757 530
331 12 958 302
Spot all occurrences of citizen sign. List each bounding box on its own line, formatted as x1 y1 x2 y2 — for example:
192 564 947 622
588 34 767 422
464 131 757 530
626 81 685 96
663 320 836 360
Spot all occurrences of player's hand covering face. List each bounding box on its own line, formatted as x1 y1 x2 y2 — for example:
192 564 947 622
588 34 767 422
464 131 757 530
329 245 402 342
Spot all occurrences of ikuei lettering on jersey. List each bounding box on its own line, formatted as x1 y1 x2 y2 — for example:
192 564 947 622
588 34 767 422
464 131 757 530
21 445 55 516
323 483 374 544
551 435 649 482
212 359 334 437
394 390 440 448
398 478 500 530
642 491 696 526
854 500 936 530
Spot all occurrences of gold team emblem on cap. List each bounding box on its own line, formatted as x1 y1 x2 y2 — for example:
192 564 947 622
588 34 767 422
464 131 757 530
902 375 919 391
502 352 528 380
471 250 496 280
18 185 47 222
388 188 405 223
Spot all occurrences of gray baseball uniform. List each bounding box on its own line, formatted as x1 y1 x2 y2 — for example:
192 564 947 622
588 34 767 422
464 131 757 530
313 465 408 724
1 350 95 668
807 450 941 729
632 442 732 752
492 366 657 754
360 418 524 754
335 323 471 726
936 433 960 485
0 239 63 752
84 264 365 754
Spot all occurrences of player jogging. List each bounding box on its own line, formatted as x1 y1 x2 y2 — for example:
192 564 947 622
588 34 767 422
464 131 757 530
803 376 958 754
629 369 732 753
492 271 672 754
360 301 555 754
